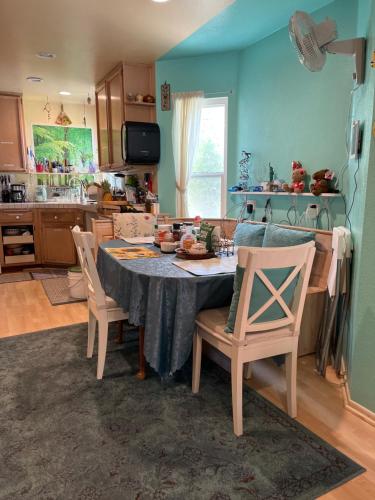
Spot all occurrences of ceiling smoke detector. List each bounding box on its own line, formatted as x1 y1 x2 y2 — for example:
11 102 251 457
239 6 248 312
26 76 44 83
36 51 56 60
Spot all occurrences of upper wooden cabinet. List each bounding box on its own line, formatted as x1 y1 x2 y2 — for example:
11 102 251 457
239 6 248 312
0 93 26 172
95 63 156 172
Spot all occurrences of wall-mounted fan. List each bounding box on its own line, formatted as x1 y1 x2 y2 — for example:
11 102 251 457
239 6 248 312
289 11 366 84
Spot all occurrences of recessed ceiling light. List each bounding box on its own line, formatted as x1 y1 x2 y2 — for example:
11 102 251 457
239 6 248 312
59 91 71 96
152 0 170 3
26 76 43 83
36 51 56 60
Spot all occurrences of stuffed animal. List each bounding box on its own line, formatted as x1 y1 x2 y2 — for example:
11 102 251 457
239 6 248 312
310 169 337 196
282 161 306 194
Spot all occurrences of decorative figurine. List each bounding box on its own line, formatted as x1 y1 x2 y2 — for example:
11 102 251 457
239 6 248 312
238 150 252 191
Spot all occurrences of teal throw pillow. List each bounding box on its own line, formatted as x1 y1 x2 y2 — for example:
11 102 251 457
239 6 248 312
262 223 315 247
225 265 298 333
233 223 265 247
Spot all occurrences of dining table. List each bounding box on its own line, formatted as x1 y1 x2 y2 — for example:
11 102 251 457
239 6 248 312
96 240 235 378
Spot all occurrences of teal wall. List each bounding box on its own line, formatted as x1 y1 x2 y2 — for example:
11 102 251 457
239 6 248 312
346 0 375 411
232 0 358 226
156 0 375 411
156 52 240 216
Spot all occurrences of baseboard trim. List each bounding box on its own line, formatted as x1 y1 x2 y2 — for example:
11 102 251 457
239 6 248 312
342 382 375 427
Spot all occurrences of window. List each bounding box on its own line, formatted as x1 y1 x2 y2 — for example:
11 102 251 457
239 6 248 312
187 97 227 218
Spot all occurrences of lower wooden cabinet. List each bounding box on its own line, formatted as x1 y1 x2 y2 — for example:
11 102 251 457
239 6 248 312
39 209 84 266
41 223 77 265
0 208 85 267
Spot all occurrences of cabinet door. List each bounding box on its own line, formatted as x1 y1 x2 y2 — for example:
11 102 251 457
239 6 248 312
41 224 77 265
96 83 110 167
108 68 124 166
0 95 26 172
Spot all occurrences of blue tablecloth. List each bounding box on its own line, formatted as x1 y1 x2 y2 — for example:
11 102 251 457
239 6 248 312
97 240 234 376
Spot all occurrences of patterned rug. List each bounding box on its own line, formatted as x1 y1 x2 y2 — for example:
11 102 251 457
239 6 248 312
0 272 32 284
0 324 364 499
41 276 86 305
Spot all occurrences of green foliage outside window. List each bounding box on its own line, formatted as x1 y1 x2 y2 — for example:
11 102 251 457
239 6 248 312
33 125 94 171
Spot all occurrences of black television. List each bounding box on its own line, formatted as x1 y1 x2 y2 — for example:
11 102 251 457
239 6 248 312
122 121 160 165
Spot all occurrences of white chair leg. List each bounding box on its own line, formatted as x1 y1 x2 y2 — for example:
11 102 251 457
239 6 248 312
243 362 252 380
87 309 96 359
286 349 297 418
231 352 243 436
97 313 109 380
192 330 202 394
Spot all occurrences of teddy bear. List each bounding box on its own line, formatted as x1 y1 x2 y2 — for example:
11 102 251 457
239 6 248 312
310 169 337 196
282 161 306 194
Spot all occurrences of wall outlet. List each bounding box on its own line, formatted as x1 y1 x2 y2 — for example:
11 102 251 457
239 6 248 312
306 203 319 220
246 200 256 214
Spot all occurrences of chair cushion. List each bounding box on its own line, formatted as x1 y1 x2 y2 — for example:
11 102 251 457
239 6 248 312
233 223 265 247
197 307 230 334
113 213 156 239
105 295 119 308
262 223 315 247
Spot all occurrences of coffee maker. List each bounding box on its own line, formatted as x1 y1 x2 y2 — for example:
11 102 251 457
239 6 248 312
10 183 26 203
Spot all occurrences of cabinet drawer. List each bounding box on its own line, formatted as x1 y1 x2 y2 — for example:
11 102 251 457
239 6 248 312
0 210 33 223
41 211 76 223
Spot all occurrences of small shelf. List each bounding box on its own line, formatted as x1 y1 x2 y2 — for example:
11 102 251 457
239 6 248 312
125 101 156 107
33 172 100 175
5 254 35 265
229 191 341 198
3 235 34 245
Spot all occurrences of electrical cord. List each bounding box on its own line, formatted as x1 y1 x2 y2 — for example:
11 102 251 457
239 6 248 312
262 198 272 223
345 157 360 231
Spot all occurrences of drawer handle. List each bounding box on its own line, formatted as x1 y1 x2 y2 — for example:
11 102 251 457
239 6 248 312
15 215 20 220
3 163 15 167
0 141 14 145
54 215 58 220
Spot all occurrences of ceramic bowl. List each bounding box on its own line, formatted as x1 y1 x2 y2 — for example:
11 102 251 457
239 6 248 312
160 241 178 253
188 242 207 255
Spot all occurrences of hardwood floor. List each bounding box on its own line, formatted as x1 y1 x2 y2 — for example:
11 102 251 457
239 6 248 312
0 279 87 337
0 279 374 498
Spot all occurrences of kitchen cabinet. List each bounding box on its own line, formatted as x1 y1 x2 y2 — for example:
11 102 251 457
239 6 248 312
96 82 110 168
40 210 83 266
0 210 38 266
0 93 26 172
95 62 156 172
0 208 85 268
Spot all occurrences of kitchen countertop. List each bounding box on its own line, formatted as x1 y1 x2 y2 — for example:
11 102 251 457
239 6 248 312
0 201 98 212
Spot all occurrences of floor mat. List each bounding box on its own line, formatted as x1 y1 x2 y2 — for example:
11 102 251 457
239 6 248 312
41 276 86 305
0 324 365 499
27 267 68 280
0 272 32 284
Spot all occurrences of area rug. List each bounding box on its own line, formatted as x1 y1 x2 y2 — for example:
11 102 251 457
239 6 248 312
0 272 32 284
27 267 68 280
0 324 364 500
41 276 86 305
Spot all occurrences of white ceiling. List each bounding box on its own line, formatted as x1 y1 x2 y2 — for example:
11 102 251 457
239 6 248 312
0 0 233 102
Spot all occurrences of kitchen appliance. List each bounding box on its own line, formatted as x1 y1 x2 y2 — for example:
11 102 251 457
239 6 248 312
121 121 160 165
35 185 47 202
289 11 366 84
10 183 26 203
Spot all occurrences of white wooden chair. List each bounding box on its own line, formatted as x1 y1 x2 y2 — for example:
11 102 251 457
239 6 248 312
192 242 316 436
71 226 129 379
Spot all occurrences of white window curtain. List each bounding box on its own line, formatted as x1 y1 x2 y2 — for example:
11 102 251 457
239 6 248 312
172 91 204 217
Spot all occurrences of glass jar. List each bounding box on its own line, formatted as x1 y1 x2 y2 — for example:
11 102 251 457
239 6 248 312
172 223 182 242
180 224 196 251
